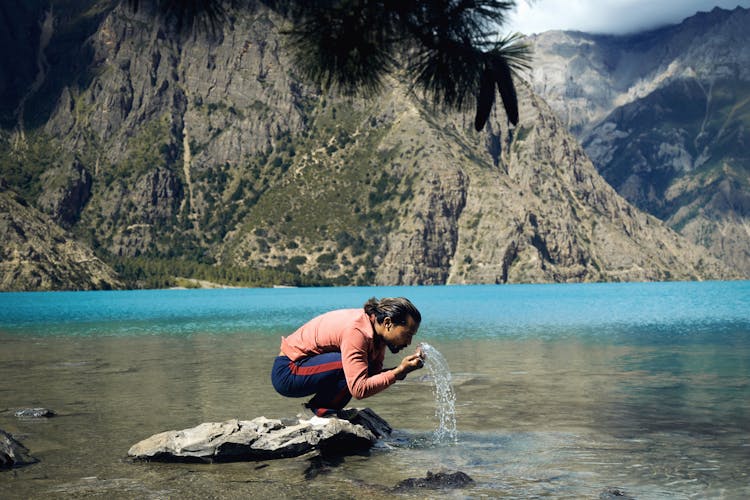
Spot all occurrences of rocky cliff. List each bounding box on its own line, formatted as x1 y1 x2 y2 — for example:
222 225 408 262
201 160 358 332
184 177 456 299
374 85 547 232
528 6 750 278
0 1 736 290
0 185 122 290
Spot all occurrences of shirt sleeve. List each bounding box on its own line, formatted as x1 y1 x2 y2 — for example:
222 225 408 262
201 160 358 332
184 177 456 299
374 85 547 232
340 328 396 399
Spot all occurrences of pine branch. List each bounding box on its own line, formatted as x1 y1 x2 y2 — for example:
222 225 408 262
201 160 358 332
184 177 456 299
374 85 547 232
125 1 533 127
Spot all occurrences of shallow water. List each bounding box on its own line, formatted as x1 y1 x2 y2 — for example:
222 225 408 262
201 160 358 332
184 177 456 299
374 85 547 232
1 282 749 498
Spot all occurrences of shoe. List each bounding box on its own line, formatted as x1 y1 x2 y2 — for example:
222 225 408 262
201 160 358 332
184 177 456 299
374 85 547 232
303 402 337 418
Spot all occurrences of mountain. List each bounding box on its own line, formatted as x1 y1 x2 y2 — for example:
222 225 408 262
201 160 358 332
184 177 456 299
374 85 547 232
0 184 122 290
0 1 736 290
528 6 750 278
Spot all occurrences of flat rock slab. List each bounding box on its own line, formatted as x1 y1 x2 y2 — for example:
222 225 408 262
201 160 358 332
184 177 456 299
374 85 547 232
1 429 38 468
128 408 390 463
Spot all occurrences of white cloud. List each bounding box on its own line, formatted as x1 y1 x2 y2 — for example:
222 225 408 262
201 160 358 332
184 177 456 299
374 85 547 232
506 0 750 35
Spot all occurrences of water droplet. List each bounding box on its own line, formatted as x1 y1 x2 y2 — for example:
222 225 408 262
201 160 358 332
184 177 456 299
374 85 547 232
419 342 457 443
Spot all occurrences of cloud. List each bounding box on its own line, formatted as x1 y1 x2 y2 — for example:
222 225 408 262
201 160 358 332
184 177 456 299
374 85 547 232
506 0 750 35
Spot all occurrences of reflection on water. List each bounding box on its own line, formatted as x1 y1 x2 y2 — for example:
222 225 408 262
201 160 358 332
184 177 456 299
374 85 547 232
2 328 750 498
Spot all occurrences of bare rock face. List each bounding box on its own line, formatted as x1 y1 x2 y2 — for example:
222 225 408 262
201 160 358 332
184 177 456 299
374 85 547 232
0 3 740 289
373 81 735 284
1 429 37 468
0 189 123 291
36 158 92 229
109 167 184 257
529 7 750 278
128 408 390 463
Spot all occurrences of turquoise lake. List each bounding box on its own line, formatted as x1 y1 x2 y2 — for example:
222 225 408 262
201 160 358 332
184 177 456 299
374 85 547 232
1 281 749 498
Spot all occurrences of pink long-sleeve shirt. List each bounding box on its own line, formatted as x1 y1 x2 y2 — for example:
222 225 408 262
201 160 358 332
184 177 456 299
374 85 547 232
279 308 397 399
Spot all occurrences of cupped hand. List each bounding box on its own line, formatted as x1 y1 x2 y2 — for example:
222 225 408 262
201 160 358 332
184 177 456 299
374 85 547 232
394 348 425 380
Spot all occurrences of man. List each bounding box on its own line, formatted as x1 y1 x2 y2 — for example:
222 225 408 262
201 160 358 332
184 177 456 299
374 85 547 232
271 297 424 417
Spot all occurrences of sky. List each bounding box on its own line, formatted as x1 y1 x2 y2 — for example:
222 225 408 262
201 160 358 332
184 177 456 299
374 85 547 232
506 0 750 35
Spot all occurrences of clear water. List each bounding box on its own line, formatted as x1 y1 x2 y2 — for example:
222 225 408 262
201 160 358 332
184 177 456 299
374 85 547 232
1 281 749 498
417 342 457 444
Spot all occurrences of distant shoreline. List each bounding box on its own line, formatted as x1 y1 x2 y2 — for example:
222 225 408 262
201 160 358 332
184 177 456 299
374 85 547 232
169 277 298 289
169 277 241 289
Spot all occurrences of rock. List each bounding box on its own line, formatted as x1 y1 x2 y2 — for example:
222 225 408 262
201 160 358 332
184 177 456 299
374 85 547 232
36 159 92 229
0 429 38 468
128 408 389 463
600 487 636 499
341 407 392 438
0 190 123 291
392 470 475 491
14 408 56 419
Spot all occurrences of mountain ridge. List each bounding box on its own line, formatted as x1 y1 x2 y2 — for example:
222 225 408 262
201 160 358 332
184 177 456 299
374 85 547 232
529 6 750 278
0 1 738 290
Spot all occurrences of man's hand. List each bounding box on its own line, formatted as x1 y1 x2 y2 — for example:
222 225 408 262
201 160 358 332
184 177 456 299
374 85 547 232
393 347 425 381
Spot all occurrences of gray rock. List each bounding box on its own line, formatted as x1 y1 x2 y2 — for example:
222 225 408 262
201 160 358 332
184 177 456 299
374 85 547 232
36 159 92 229
0 191 123 292
340 407 392 438
600 487 636 499
392 470 475 491
1 429 38 468
14 408 56 418
128 408 389 463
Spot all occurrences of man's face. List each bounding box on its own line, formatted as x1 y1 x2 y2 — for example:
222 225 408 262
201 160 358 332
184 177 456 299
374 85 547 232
383 315 419 353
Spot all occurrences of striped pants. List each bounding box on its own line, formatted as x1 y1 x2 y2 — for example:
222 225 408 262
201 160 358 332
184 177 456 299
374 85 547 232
271 353 352 416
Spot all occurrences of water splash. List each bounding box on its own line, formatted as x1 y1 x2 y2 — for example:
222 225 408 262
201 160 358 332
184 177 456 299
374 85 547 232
419 342 457 443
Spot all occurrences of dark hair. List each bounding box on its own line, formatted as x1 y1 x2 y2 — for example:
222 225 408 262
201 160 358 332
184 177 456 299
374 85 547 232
364 297 421 326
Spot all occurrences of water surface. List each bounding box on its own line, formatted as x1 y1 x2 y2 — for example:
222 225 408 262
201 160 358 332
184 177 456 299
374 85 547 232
1 281 749 498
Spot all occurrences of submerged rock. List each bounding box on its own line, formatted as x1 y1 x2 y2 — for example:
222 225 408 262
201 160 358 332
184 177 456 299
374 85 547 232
14 408 56 419
1 429 38 468
392 470 475 491
600 487 636 499
128 408 389 463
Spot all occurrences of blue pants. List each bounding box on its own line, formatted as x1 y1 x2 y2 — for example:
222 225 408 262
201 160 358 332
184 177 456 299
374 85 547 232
271 353 352 416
